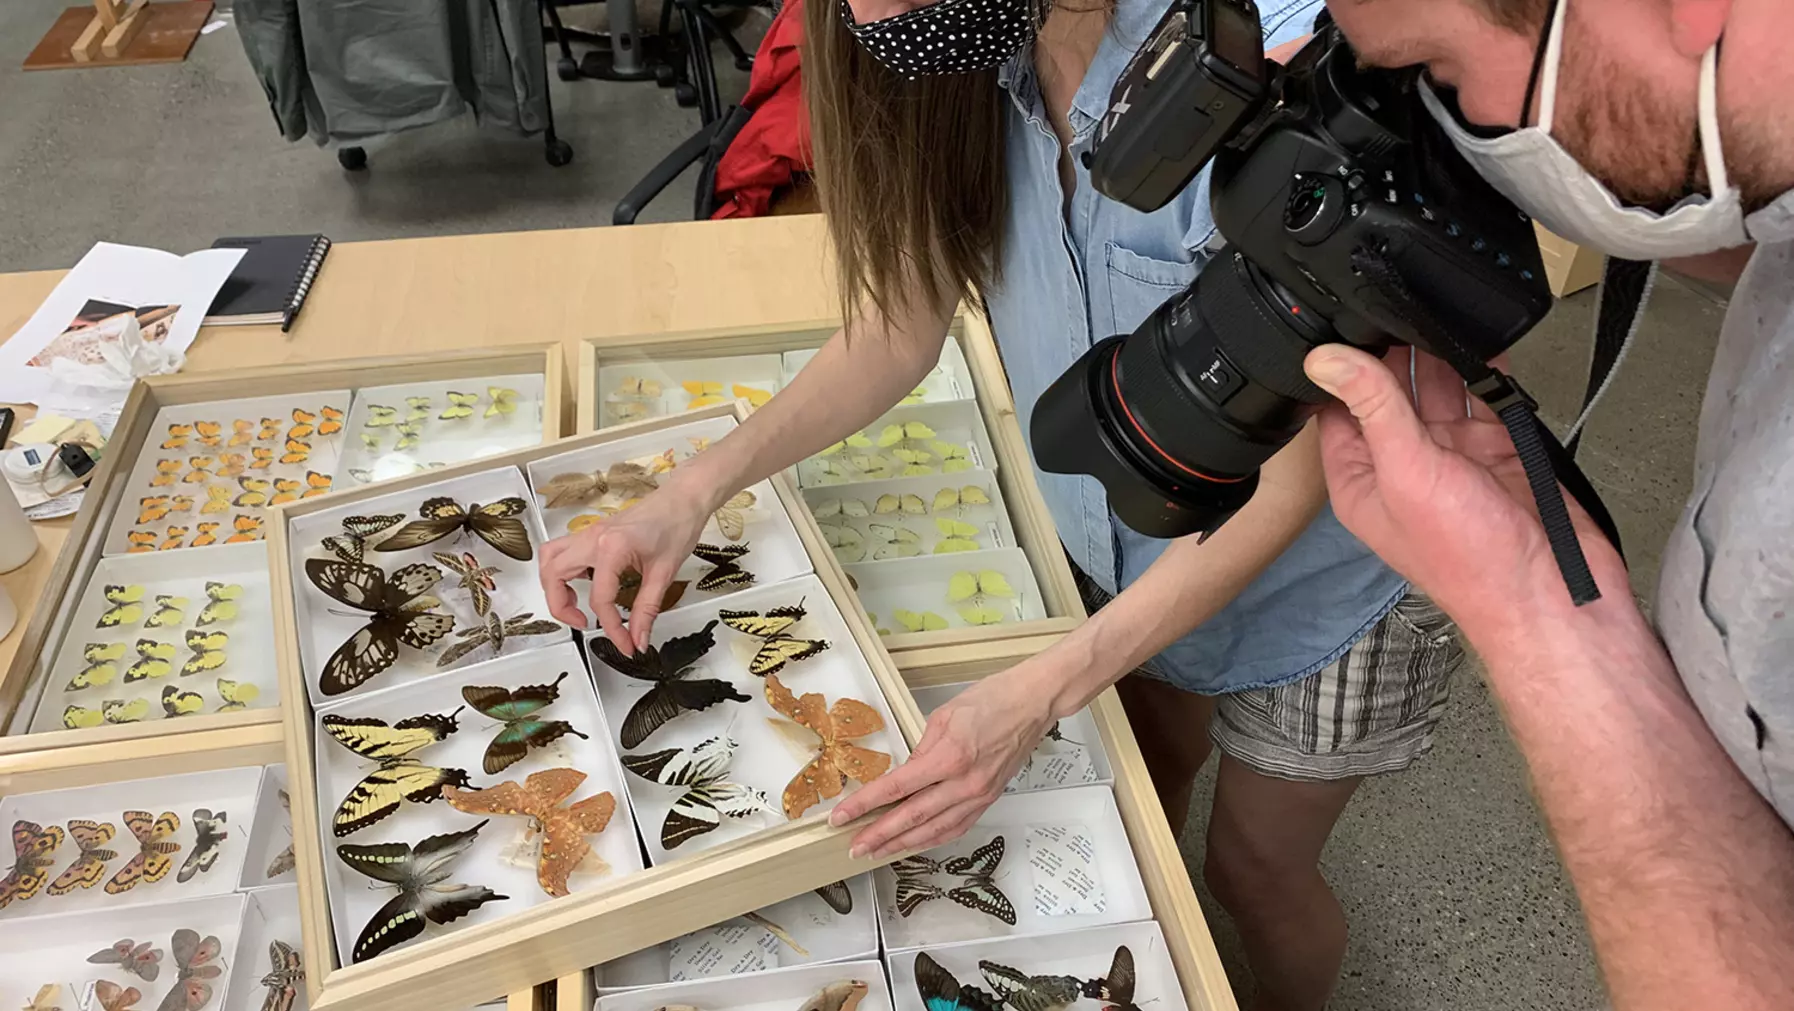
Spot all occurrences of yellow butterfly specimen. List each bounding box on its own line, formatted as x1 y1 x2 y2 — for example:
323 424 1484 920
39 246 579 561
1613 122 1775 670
395 422 423 450
870 524 922 560
932 440 973 472
932 485 992 513
893 609 949 633
62 705 105 729
280 438 312 465
683 380 725 407
216 679 260 712
360 432 384 451
731 383 773 408
193 421 224 447
850 453 895 480
406 396 432 420
900 385 928 404
158 526 187 551
365 404 399 428
249 446 275 470
258 417 283 441
821 523 866 563
948 570 1017 625
67 642 126 690
319 405 345 435
235 476 270 507
22 985 61 1011
150 459 183 488
183 457 215 484
182 630 229 676
485 387 519 417
161 686 205 717
98 585 145 628
713 490 756 541
288 408 318 440
812 497 870 521
721 603 830 677
877 421 937 447
144 595 189 628
607 400 649 423
201 485 232 514
818 432 875 457
616 376 663 397
893 448 935 477
124 639 176 682
126 531 159 554
161 424 191 450
230 419 256 446
102 698 151 724
933 518 980 553
304 470 333 498
876 493 927 516
440 391 480 420
137 496 172 524
197 582 242 625
190 522 220 547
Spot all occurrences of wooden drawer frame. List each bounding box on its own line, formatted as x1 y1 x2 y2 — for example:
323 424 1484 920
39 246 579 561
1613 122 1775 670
573 309 1086 654
0 346 566 756
268 403 930 1011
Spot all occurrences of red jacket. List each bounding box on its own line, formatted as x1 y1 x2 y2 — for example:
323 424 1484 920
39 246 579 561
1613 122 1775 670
710 0 810 219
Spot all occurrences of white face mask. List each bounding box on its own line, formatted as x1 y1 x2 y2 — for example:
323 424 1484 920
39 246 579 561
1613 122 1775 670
1420 0 1749 261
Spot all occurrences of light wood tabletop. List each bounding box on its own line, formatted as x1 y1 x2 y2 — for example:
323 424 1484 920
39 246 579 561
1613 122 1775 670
0 214 843 688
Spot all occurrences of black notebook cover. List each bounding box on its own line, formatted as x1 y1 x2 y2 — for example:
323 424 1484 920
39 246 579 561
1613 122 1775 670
206 234 331 326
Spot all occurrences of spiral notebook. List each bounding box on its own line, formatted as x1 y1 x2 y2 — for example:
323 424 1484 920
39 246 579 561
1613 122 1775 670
204 233 331 329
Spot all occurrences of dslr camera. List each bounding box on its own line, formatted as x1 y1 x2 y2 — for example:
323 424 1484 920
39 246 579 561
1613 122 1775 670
1033 0 1553 538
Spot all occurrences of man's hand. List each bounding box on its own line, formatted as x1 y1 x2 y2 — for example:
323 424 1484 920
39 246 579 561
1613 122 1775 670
1302 344 1625 642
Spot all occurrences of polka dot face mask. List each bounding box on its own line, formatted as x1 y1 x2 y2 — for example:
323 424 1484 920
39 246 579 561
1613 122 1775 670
844 0 1041 77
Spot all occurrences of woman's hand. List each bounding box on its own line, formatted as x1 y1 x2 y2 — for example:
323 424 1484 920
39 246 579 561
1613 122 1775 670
829 659 1060 858
537 465 726 654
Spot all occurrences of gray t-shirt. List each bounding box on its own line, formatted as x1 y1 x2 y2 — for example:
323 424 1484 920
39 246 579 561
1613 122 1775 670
1657 187 1794 829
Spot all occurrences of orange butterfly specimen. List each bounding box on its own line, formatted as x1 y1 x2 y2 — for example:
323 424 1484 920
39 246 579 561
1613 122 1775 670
215 453 247 478
225 515 264 543
304 471 333 498
442 768 616 898
258 417 283 441
169 494 195 515
190 523 220 548
288 409 317 440
182 457 215 484
138 497 171 524
249 446 275 470
150 459 183 487
270 478 303 506
319 405 345 436
193 421 224 447
763 674 892 819
279 438 311 465
201 487 232 515
161 424 191 450
160 526 189 551
229 420 256 446
103 810 181 894
126 531 158 554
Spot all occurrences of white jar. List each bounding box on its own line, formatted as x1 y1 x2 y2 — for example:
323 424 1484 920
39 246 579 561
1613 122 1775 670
0 478 35 574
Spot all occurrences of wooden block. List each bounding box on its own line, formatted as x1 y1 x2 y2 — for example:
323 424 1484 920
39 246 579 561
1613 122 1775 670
93 0 121 29
68 13 106 61
24 1 212 71
100 0 149 58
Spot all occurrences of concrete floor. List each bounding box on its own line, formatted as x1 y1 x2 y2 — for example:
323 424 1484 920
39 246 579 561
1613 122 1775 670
0 4 1729 1007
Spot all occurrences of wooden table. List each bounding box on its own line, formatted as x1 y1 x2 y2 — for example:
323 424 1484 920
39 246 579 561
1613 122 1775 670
0 215 842 692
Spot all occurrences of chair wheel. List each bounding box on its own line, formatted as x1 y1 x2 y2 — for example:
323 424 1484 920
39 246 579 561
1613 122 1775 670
545 139 574 167
557 57 580 81
654 64 677 86
674 83 698 106
337 147 368 171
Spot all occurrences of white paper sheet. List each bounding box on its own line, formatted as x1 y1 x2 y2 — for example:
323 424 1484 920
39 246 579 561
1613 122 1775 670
0 243 245 408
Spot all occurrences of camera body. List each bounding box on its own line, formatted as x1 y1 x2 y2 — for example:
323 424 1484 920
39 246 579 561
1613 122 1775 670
1036 0 1552 538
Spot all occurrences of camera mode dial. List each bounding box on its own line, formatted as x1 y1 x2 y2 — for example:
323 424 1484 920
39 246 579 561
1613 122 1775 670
1283 172 1346 245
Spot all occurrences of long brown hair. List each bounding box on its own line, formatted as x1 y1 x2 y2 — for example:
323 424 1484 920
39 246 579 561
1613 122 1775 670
802 0 1008 324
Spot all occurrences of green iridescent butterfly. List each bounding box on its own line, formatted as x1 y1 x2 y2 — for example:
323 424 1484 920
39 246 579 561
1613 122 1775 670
461 672 588 776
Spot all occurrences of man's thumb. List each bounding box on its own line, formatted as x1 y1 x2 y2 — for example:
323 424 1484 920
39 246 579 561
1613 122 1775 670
1304 345 1429 459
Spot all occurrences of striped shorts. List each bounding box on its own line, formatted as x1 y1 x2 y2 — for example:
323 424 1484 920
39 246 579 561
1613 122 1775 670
1078 573 1465 781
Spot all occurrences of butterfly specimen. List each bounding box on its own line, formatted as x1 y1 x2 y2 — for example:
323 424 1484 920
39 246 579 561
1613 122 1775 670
814 879 854 915
68 642 126 690
434 551 499 615
235 477 270 508
1079 947 1138 1011
201 485 234 512
182 457 215 484
180 630 228 676
435 610 562 668
893 609 950 633
719 604 830 677
822 524 866 564
159 526 189 551
336 821 508 963
934 518 981 553
193 421 224 447
683 379 725 408
620 735 773 848
614 376 662 398
139 496 173 524
93 982 143 1011
589 620 748 749
616 568 689 612
406 396 432 421
49 819 117 895
163 424 192 450
365 405 399 427
812 497 871 522
949 570 1017 626
258 940 305 1011
172 809 228 883
537 461 658 510
127 532 159 554
394 422 423 450
870 524 922 560
249 446 275 470
99 584 145 627
124 639 177 682
280 438 312 465
195 582 242 625
798 981 868 1011
979 961 1085 1011
143 595 187 629
879 421 936 447
289 408 319 440
763 674 892 819
224 515 264 543
0 821 63 908
157 928 223 1011
266 790 295 878
21 985 63 1011
229 419 256 446
375 497 534 561
443 767 616 897
892 835 1016 924
88 939 162 981
306 559 456 696
323 709 471 836
606 400 649 422
319 405 345 435
104 810 182 893
323 514 405 563
217 679 260 712
934 441 974 472
62 698 152 727
440 391 480 420
461 672 588 774
485 387 519 417
692 541 755 592
162 685 206 716
915 954 1001 1011
214 453 248 480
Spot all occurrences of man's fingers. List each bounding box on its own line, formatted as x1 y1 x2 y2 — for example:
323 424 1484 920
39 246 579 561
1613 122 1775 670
1412 349 1473 423
833 750 947 832
1306 345 1434 473
1313 403 1379 508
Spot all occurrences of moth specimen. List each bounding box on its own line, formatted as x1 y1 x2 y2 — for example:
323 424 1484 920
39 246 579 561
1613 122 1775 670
336 821 508 963
258 940 305 1011
266 790 295 878
0 820 62 908
105 810 182 894
50 819 117 895
434 610 562 668
87 939 162 981
156 928 223 1011
536 461 658 510
433 551 499 616
763 674 892 819
442 767 617 897
176 809 227 883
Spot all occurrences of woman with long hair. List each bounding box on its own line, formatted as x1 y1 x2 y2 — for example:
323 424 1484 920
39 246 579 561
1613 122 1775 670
543 1 1462 1005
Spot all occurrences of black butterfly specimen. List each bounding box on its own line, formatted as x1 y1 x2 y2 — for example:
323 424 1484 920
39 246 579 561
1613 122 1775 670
323 514 405 564
306 559 457 696
176 809 227 883
258 940 304 1011
692 542 755 592
915 953 1001 1011
1079 947 1137 1011
589 620 749 749
720 603 830 677
435 610 563 668
375 497 534 561
462 671 590 775
892 835 1016 925
336 821 508 963
323 710 471 836
814 879 853 915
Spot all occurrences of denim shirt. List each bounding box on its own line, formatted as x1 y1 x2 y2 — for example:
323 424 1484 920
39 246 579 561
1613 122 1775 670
983 0 1408 693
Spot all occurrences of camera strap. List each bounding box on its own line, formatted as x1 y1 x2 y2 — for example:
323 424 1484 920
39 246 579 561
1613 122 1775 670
1349 247 1624 606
